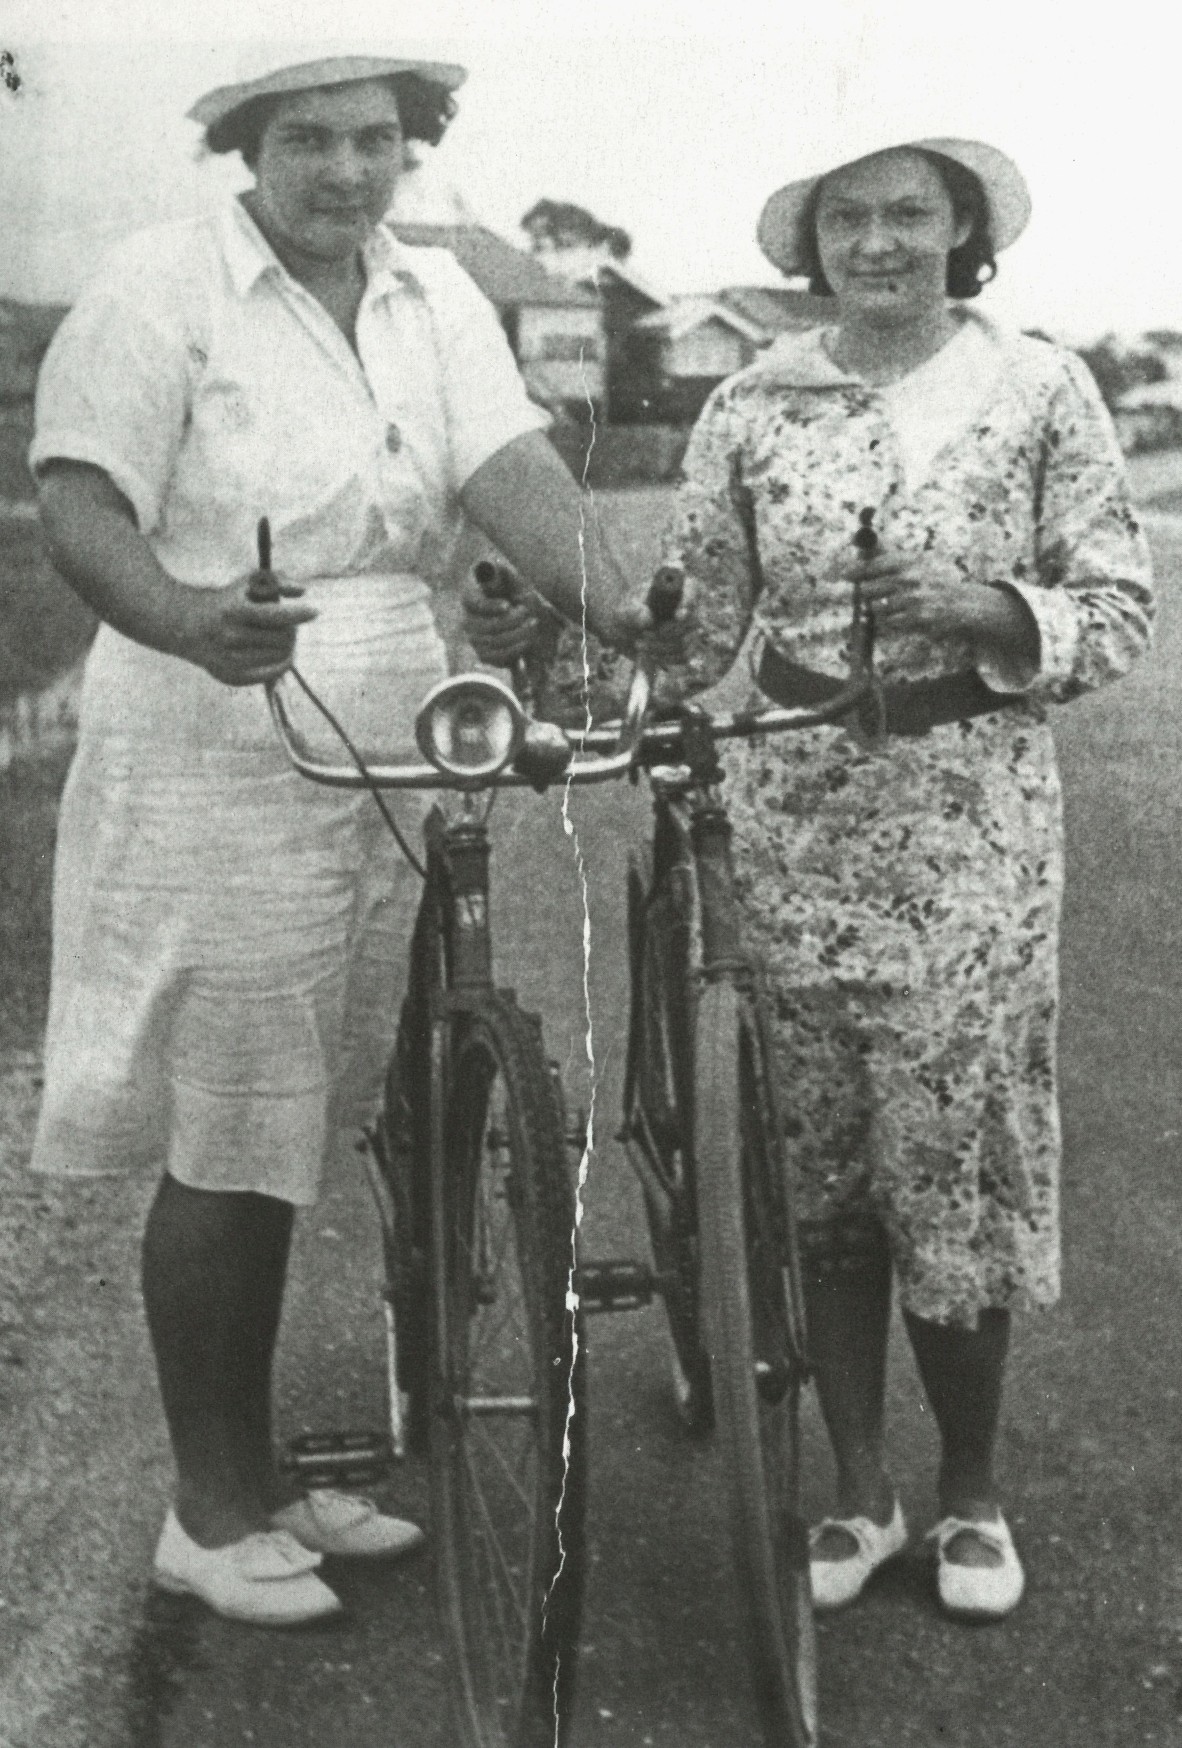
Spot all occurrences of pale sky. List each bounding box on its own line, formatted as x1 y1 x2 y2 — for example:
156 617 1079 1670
2 0 1179 342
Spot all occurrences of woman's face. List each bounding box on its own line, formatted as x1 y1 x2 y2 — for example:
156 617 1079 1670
814 149 970 323
251 80 404 265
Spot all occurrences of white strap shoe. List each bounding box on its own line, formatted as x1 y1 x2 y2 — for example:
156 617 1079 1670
808 1498 908 1611
927 1514 1025 1620
271 1490 425 1560
153 1509 343 1626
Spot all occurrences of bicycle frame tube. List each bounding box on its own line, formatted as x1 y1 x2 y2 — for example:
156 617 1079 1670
424 804 493 995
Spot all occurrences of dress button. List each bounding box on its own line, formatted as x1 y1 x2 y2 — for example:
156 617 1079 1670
385 422 402 455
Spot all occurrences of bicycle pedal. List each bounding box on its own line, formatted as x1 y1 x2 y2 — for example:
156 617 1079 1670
575 1259 660 1314
280 1430 395 1485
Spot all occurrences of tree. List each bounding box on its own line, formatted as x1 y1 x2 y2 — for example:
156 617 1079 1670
1075 334 1166 413
520 200 632 262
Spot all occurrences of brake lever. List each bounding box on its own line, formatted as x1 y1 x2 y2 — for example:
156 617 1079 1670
850 508 886 748
248 516 282 603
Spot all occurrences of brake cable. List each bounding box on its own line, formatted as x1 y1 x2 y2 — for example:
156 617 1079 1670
252 517 427 879
284 663 427 880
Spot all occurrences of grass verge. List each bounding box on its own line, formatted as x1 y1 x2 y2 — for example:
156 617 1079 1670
0 747 70 1051
0 518 95 706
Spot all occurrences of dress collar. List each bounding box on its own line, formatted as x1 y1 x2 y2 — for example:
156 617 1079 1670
758 307 1004 390
219 197 424 301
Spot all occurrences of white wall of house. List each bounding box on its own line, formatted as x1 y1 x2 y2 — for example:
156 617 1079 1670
663 320 750 380
516 304 605 403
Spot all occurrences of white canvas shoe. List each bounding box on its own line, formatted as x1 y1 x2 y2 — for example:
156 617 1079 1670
153 1509 343 1626
271 1490 425 1560
928 1514 1025 1620
809 1499 908 1611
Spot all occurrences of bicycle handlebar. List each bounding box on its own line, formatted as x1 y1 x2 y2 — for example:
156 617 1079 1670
261 510 880 791
264 656 875 793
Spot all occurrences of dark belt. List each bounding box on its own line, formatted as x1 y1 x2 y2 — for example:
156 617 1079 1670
755 642 1023 738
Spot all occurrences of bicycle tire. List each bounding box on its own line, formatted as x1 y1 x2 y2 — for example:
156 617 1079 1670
430 992 586 1748
694 977 818 1748
373 880 447 1453
625 848 713 1433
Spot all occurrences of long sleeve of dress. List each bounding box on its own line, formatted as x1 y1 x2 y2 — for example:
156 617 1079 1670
981 353 1155 703
649 387 761 702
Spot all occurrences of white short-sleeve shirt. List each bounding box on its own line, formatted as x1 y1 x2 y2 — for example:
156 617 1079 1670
31 197 549 588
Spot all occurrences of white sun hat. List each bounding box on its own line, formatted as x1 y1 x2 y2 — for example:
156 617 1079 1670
757 137 1031 278
187 42 466 131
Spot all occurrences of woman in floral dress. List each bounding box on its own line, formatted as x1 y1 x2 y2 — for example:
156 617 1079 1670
469 135 1153 1620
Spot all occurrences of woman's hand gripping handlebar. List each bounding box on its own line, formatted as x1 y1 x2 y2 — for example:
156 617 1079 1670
169 516 314 687
263 550 876 794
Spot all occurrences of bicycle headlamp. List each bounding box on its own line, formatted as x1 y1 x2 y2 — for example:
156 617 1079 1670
415 674 527 785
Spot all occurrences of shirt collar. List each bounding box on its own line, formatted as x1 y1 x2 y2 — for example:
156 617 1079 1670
219 197 425 301
756 307 1001 390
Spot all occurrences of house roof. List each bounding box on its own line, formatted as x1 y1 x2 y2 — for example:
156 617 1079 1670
716 286 828 333
633 296 767 344
592 260 667 309
389 223 598 309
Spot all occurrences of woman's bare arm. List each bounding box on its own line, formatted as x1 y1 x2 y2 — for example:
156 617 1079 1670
38 461 316 687
459 431 645 648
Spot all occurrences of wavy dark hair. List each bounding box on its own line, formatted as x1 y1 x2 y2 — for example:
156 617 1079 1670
797 148 997 300
204 72 457 167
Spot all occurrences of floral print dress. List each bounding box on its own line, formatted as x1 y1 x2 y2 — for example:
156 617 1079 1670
564 313 1154 1326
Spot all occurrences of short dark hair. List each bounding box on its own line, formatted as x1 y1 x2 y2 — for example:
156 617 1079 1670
204 72 457 167
798 148 997 301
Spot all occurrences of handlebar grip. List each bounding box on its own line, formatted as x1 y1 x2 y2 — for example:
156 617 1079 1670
647 565 684 626
473 559 524 604
248 516 281 603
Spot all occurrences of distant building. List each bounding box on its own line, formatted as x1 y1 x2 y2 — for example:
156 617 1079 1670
715 285 829 338
590 261 670 423
389 221 605 419
630 297 767 422
621 284 826 424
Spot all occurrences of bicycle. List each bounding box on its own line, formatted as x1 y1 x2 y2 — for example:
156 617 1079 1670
263 553 874 1748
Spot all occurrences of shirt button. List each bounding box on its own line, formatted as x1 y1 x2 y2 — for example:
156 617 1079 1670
385 422 402 455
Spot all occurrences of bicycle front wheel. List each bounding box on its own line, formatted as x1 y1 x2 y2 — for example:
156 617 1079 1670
430 993 586 1748
626 848 713 1434
694 978 817 1748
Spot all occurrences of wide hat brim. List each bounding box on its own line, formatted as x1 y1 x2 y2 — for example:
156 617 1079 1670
187 54 467 130
757 138 1031 277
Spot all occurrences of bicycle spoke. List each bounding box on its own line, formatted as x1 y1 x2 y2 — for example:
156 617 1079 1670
462 1442 530 1632
467 1221 531 1376
467 1484 518 1702
467 1252 529 1376
470 1416 537 1516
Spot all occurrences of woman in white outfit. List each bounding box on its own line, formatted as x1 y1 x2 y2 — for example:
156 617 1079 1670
31 49 637 1626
